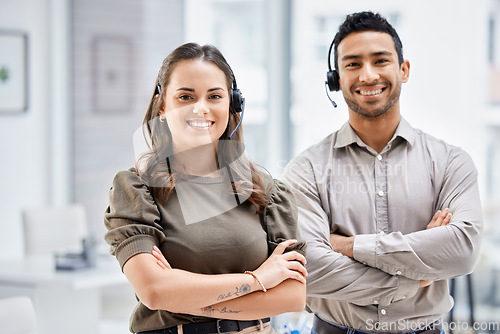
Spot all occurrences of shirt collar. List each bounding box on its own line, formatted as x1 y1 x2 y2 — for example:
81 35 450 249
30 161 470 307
334 117 416 149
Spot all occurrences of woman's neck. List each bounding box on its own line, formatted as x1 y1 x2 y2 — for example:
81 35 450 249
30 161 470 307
171 142 221 177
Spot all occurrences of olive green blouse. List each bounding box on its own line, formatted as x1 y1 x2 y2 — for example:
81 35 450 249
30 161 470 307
104 168 305 333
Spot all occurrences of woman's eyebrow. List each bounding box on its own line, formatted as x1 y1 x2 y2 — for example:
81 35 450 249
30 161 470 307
208 87 224 92
176 87 225 92
176 87 195 92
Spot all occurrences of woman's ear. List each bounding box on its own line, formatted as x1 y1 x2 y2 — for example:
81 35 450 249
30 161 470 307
159 112 165 122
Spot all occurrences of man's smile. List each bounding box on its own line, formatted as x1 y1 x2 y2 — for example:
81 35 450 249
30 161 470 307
356 85 387 98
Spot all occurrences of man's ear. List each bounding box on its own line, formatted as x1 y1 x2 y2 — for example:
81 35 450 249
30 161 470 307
401 60 410 83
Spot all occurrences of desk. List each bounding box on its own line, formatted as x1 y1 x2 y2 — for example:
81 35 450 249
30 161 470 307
0 254 129 334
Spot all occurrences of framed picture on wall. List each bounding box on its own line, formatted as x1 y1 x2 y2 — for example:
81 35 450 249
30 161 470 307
0 31 28 113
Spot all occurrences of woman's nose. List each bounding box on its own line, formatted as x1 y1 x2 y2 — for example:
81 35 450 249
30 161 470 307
192 101 209 115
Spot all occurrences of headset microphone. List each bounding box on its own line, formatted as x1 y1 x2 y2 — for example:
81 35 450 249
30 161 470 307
228 107 244 139
325 81 337 108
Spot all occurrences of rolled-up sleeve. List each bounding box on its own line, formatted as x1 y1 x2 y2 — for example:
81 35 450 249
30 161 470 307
104 168 167 270
264 178 307 257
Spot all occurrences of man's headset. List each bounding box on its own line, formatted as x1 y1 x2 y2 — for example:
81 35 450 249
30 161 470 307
155 70 245 139
325 38 339 108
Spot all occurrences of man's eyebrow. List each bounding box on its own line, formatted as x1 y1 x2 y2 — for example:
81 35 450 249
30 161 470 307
373 51 393 57
341 54 361 62
341 50 393 62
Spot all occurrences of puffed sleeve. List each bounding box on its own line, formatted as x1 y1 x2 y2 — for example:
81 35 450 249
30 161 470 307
264 178 307 257
104 168 167 270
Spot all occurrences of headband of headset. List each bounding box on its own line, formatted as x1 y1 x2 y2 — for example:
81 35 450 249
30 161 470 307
326 39 340 92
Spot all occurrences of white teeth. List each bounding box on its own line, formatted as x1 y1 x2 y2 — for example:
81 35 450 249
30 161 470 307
189 121 211 128
360 89 382 96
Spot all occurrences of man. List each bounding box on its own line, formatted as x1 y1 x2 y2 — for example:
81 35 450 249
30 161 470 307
282 11 482 334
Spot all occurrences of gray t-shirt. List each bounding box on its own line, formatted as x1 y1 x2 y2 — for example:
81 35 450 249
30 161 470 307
104 168 305 333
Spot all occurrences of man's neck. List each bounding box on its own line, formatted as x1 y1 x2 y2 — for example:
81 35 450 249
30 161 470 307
348 110 401 153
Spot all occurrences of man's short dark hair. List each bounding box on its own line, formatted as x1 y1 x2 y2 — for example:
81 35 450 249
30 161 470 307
333 11 404 69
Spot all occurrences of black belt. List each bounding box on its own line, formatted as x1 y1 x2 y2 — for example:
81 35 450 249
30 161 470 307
137 318 271 334
313 315 442 334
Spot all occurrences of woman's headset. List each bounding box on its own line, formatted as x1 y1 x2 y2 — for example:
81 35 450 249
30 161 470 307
228 74 245 139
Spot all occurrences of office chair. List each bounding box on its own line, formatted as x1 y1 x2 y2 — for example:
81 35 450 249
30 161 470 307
21 204 89 256
0 296 37 334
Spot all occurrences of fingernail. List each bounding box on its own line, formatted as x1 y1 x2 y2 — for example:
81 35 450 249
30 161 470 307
152 250 158 256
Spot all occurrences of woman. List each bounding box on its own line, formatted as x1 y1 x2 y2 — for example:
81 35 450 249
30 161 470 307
104 42 307 334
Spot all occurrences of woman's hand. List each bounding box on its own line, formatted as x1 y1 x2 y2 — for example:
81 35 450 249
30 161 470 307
152 245 172 269
152 240 307 293
252 239 308 291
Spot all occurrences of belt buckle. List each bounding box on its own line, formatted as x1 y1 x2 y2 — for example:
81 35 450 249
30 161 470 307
216 319 223 334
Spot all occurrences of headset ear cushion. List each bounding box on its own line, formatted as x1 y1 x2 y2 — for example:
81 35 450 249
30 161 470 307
231 89 245 113
326 70 340 92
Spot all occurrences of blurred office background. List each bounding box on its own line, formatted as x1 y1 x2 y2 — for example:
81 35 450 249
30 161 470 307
1 0 500 333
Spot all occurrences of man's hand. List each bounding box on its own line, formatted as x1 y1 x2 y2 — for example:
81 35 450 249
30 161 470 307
420 208 452 288
419 280 432 288
330 234 354 258
426 208 452 229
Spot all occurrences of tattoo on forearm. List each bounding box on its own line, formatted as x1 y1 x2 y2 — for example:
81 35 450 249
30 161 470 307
217 284 251 301
202 305 242 315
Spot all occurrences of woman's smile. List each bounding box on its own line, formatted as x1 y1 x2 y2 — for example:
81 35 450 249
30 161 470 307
185 119 215 131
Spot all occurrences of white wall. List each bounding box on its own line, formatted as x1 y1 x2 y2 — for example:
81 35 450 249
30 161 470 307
0 0 53 260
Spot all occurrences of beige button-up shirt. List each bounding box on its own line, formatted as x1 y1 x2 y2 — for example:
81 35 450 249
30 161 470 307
282 118 482 332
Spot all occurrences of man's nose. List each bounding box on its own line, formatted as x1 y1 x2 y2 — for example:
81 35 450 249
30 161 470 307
359 65 379 83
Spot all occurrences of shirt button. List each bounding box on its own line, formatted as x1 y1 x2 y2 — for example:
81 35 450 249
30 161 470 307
378 190 384 197
402 295 407 299
381 309 386 315
379 231 385 236
377 154 383 161
396 270 402 275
